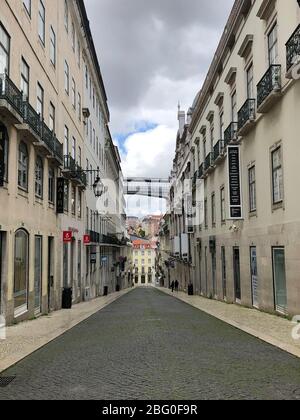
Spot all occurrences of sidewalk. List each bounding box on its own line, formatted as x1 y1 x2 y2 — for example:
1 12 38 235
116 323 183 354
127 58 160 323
159 287 300 359
0 288 132 374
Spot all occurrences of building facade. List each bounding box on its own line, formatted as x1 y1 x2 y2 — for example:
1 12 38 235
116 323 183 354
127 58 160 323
163 0 300 317
0 0 128 325
132 239 156 285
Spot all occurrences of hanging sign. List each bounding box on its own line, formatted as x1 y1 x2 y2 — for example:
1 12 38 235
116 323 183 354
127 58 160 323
84 234 91 245
56 177 65 214
227 145 243 219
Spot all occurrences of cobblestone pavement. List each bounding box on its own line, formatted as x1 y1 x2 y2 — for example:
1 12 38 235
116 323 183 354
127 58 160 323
1 287 300 400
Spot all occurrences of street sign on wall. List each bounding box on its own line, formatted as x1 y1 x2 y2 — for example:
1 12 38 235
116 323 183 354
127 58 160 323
63 231 72 243
227 145 243 219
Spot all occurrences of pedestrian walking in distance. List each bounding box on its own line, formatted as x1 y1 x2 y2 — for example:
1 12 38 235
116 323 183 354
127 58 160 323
171 281 175 293
175 280 179 292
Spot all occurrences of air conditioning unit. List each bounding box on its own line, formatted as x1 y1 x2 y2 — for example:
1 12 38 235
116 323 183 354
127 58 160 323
84 287 91 301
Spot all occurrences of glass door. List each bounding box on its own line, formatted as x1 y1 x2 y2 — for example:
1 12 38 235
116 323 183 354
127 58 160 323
221 247 227 300
233 247 241 302
273 247 287 314
212 251 216 297
250 247 259 308
34 236 42 314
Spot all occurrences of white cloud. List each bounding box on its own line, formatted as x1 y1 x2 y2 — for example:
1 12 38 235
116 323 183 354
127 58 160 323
121 125 176 178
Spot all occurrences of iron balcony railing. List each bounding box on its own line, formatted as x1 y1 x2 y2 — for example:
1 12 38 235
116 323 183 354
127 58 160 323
257 65 282 109
100 234 122 246
89 231 100 244
204 152 214 171
64 154 77 172
224 122 238 145
53 137 63 163
76 163 87 187
286 24 300 72
0 74 63 164
238 99 256 132
22 101 43 137
0 73 23 117
213 140 225 161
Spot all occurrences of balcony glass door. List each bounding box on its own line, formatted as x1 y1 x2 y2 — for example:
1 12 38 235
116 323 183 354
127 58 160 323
273 247 287 314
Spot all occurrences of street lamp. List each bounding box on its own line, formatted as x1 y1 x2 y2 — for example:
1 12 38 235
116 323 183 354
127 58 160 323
93 174 104 198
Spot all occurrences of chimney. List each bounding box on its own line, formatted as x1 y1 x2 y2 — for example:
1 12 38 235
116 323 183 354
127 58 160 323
178 103 186 136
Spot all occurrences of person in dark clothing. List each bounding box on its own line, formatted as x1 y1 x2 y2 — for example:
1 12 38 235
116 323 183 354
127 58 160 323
171 281 175 293
175 280 179 292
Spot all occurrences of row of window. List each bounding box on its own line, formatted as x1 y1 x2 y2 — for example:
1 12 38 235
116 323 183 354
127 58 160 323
193 22 279 167
203 145 283 228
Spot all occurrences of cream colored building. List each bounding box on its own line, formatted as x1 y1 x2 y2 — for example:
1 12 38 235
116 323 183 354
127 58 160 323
165 0 300 316
0 0 128 325
132 239 156 285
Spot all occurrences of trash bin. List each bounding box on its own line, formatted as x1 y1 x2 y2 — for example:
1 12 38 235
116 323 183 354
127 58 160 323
62 288 72 309
103 286 108 296
188 284 194 296
116 285 120 292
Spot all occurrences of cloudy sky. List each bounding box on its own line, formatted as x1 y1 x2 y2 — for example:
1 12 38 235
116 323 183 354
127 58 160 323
85 0 234 216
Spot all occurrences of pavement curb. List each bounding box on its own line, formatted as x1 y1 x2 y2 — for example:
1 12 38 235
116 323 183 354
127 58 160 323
0 288 133 374
158 287 300 359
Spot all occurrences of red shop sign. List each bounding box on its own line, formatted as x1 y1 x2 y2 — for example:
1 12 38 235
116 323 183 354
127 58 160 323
63 231 72 243
84 235 91 245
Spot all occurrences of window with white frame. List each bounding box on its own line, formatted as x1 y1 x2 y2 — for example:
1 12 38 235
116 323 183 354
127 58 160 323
64 60 69 94
64 0 69 32
272 146 283 204
0 24 10 75
23 0 31 16
37 83 44 118
18 142 29 190
21 58 30 100
231 90 237 122
221 187 226 223
38 1 45 45
49 102 55 132
48 167 55 203
249 166 256 212
50 26 56 67
247 63 254 99
268 23 278 66
35 156 43 198
72 78 76 109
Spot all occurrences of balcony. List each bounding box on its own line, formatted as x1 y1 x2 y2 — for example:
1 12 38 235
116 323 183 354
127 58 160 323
100 234 123 247
89 231 100 244
0 74 24 124
204 152 215 175
213 140 225 164
224 122 238 145
286 24 300 79
63 155 87 188
237 99 256 136
257 65 282 113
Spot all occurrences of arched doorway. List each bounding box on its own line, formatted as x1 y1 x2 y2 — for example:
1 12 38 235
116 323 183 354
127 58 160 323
14 229 29 316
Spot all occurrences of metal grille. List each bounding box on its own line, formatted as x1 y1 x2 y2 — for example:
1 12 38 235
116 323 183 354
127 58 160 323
0 376 16 387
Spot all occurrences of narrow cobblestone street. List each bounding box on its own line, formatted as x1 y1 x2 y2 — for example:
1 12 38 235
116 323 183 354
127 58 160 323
1 288 300 400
